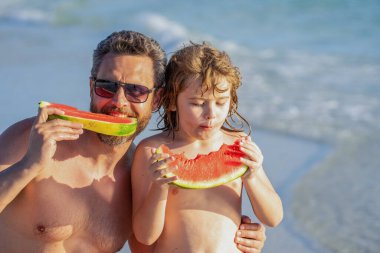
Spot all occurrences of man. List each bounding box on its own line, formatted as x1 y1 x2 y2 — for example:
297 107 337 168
0 30 266 252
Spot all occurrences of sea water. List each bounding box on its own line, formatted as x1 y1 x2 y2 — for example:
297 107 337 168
0 1 379 252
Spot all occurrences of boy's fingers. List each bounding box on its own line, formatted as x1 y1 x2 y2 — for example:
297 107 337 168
240 222 265 232
238 227 266 242
241 215 252 224
160 176 177 184
236 244 260 253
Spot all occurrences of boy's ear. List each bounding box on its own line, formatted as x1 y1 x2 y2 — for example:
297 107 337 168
168 102 176 111
152 87 164 111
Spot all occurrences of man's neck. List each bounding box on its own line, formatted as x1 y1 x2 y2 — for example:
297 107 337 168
78 131 134 173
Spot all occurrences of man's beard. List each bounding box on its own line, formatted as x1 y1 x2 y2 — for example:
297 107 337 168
90 101 152 146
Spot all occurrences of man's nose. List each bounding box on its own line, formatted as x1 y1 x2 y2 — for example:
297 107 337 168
112 86 130 108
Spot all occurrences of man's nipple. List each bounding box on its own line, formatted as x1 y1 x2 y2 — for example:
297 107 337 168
36 225 46 234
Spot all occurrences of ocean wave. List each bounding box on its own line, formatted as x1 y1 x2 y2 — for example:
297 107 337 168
135 12 189 52
0 8 51 25
134 12 245 56
130 13 380 142
234 48 380 142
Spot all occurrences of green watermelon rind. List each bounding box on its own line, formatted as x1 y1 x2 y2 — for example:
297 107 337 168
39 101 137 136
171 165 248 189
47 114 137 136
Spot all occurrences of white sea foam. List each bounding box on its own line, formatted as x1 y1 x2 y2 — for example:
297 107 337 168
135 12 189 52
0 0 23 10
5 8 51 24
233 47 380 142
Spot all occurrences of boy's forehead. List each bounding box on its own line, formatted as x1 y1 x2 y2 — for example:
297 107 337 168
185 77 231 96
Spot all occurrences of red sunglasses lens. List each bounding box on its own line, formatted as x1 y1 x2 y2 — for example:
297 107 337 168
95 86 114 98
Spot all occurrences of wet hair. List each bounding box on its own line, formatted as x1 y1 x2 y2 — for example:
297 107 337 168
157 41 250 137
91 30 167 89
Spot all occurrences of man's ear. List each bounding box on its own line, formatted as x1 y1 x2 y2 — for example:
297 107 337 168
89 78 94 99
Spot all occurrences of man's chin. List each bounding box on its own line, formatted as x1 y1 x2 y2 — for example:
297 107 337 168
90 100 152 146
97 134 134 146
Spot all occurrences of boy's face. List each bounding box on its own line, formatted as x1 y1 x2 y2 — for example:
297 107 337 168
173 77 231 141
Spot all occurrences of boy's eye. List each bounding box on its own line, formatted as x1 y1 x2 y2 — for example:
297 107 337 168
217 99 229 106
190 100 204 106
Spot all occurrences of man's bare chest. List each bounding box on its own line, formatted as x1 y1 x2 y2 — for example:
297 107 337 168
2 169 132 251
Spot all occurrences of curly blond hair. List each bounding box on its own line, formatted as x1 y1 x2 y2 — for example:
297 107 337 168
158 42 250 137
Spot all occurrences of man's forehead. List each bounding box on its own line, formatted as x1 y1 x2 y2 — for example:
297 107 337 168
98 53 155 87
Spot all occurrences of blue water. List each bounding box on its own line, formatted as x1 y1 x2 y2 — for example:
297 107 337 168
1 1 379 252
1 0 379 139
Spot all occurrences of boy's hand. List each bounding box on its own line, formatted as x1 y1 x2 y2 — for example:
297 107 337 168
239 136 264 180
147 148 177 188
235 215 266 253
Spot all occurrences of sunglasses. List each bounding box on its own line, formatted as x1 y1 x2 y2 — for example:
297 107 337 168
92 78 155 103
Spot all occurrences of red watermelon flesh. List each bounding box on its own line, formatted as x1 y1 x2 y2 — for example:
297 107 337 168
158 140 248 189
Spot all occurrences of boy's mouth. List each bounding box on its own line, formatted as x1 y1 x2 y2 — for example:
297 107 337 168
200 124 213 129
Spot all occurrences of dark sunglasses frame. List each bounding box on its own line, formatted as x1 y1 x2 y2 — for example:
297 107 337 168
91 77 155 103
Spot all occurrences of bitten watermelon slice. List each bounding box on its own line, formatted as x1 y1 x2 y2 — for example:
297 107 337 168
157 140 248 189
39 101 137 136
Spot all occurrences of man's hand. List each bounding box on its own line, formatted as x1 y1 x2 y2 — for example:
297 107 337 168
235 216 266 253
24 106 83 168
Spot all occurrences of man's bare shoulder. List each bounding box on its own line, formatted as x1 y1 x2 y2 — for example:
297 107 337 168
0 117 35 167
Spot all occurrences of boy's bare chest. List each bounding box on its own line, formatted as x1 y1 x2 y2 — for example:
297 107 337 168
167 179 242 211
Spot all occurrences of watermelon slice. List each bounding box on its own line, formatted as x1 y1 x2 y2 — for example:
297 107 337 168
39 101 137 136
157 140 248 189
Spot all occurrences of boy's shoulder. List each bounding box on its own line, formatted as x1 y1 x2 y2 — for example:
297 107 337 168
137 131 172 149
222 129 248 143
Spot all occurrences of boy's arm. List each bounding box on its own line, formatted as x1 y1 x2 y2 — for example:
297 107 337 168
128 233 154 253
240 137 283 227
131 141 176 245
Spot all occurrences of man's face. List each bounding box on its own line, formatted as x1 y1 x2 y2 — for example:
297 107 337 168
90 53 157 145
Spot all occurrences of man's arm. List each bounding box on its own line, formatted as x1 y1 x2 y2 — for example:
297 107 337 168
235 216 266 253
0 107 83 212
0 118 37 212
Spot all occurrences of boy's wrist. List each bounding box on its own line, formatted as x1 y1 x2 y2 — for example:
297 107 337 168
242 167 260 182
151 183 170 197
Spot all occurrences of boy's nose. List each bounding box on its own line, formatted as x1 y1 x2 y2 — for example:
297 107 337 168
205 104 216 119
